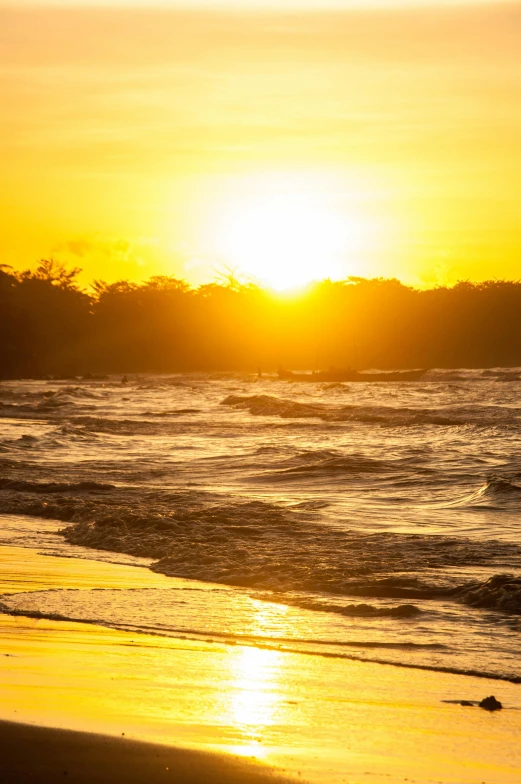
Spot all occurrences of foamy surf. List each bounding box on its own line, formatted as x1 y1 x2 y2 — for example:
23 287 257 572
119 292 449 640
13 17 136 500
1 372 521 685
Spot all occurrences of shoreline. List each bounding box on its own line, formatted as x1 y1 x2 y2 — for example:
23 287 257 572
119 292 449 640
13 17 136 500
1 534 519 688
2 599 521 686
1 529 521 782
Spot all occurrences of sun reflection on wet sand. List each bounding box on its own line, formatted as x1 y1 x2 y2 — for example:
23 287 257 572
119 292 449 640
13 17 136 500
223 606 289 759
227 646 283 759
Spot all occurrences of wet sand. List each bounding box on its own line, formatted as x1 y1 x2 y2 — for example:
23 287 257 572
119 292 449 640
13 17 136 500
1 541 521 783
0 720 295 784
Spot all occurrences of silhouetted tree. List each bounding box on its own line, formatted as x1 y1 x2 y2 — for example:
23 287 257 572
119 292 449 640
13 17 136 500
1 261 521 377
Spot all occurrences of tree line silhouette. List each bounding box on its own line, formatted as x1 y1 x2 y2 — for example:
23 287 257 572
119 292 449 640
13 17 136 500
1 259 521 377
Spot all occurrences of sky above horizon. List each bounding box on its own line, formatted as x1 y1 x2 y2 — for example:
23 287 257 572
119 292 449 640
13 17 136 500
2 3 520 289
6 1 518 6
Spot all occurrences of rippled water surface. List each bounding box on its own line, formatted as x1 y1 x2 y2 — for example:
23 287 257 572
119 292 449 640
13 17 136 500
1 371 520 682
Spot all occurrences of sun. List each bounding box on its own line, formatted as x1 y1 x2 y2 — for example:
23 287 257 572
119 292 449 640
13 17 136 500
212 178 367 290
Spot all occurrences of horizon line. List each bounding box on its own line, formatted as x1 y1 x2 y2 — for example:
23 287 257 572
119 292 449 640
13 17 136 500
5 264 521 295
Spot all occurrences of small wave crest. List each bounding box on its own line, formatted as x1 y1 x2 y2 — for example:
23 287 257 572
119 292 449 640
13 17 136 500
258 448 392 481
0 478 115 493
222 394 324 419
267 596 422 618
71 416 197 437
451 475 521 509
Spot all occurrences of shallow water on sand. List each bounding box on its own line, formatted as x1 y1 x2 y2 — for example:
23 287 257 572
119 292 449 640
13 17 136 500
2 544 521 784
1 371 521 683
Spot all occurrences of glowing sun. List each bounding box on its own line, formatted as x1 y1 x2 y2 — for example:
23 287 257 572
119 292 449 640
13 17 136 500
213 182 366 290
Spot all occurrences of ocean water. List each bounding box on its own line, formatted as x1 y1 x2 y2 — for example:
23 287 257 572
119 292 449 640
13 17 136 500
1 371 521 683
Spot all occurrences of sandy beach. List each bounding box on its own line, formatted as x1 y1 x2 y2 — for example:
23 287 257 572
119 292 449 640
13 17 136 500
1 537 520 784
0 720 295 784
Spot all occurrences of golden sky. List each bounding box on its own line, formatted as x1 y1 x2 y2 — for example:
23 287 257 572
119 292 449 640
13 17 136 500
2 2 520 288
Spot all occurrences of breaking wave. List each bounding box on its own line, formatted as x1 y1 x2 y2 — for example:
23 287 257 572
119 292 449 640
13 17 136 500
454 574 521 614
1 478 520 615
222 394 521 428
